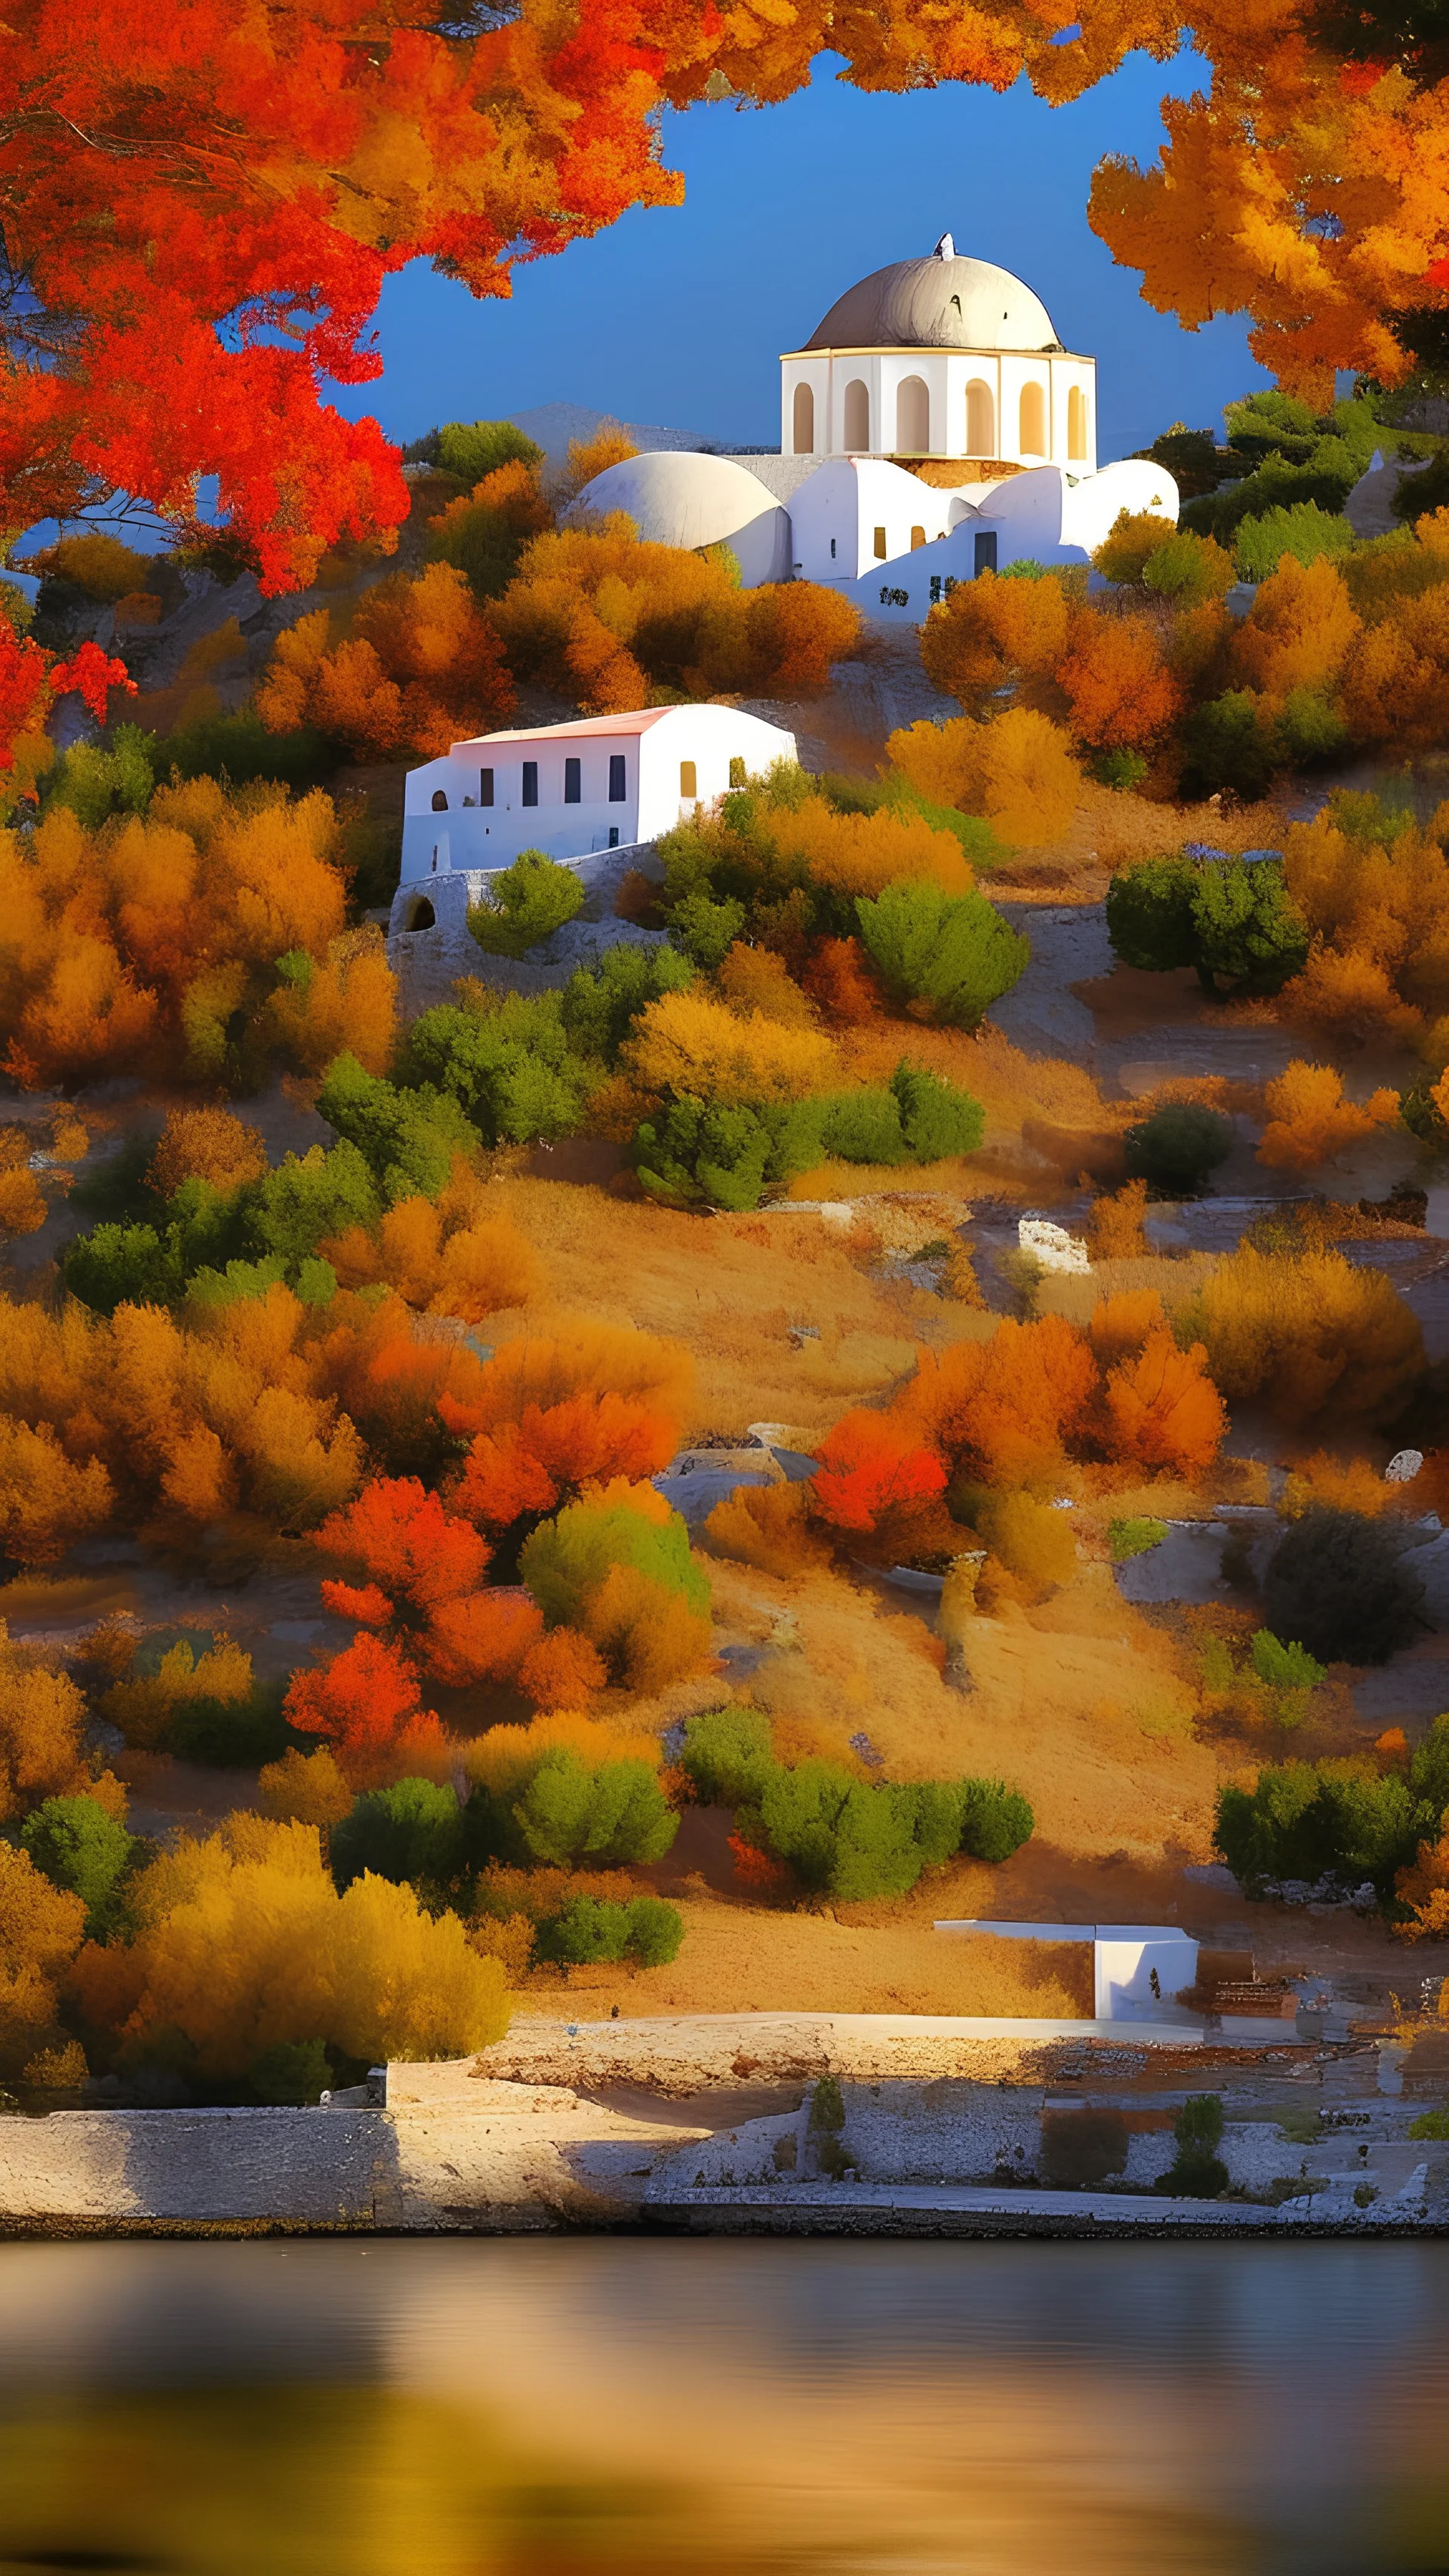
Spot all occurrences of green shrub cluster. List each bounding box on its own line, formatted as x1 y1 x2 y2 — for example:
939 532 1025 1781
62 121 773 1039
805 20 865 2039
1106 851 1309 996
534 1894 682 1966
678 1707 1032 1901
1108 1517 1168 1563
466 1749 680 1873
1123 1100 1235 1197
1155 2093 1229 2198
466 850 586 957
1215 1719 1449 1900
20 1796 138 1939
632 1058 985 1212
1180 391 1384 549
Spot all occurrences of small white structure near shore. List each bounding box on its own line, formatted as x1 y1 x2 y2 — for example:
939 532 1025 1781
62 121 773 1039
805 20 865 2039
400 703 797 889
935 1921 1201 2024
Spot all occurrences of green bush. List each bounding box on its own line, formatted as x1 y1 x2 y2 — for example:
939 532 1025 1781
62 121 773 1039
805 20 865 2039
1109 1517 1168 1562
331 1778 464 1891
398 992 591 1148
1233 501 1355 583
470 1750 680 1871
1157 2092 1229 2196
1123 1101 1234 1196
44 725 156 829
561 943 694 1063
1409 2107 1449 2140
466 850 586 957
1179 692 1279 802
1250 1630 1326 1692
248 1140 381 1268
1142 531 1235 607
20 1796 136 1938
731 1760 1032 1901
316 1054 478 1203
521 1491 709 1626
157 707 331 793
891 1060 985 1160
1091 747 1150 792
434 419 543 485
632 1095 828 1212
1215 1757 1434 1897
534 1894 683 1967
819 1086 908 1165
855 882 1029 1028
1275 688 1349 768
668 890 748 969
1262 1509 1426 1667
956 1778 1035 1864
1106 854 1201 974
249 2038 332 2105
166 1682 293 1768
678 1706 775 1808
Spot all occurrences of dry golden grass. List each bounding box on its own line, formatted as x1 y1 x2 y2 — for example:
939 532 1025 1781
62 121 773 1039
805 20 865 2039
474 1176 971 1434
988 780 1289 890
702 1557 1220 1867
1037 1252 1220 1326
525 1896 1094 2017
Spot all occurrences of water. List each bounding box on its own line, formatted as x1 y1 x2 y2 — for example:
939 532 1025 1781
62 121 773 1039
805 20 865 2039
0 2239 1445 2573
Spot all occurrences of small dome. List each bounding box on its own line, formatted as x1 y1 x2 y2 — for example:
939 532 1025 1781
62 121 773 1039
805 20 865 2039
806 250 1057 353
563 451 792 586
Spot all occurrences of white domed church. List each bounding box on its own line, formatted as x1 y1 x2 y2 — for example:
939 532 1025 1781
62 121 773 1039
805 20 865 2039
780 236 1096 474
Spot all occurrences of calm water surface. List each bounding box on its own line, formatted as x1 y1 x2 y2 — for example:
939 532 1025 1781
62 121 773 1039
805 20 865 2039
0 2239 1444 2574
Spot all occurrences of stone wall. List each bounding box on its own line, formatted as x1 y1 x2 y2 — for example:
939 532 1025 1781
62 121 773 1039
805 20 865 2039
386 838 666 1018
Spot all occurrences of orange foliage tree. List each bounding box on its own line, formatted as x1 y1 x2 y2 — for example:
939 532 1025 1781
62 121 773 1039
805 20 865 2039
0 778 377 1089
811 1414 949 1533
257 565 515 759
1257 1061 1401 1171
283 1633 451 1790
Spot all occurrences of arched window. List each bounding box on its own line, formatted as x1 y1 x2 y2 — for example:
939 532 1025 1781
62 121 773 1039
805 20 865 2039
1067 385 1088 461
1018 381 1047 457
909 525 926 551
792 382 815 456
405 897 435 932
896 375 929 454
430 788 448 811
843 379 869 451
965 379 994 458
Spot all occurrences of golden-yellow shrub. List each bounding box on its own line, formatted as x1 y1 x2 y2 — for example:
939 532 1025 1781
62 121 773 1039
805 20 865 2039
1185 1244 1423 1423
625 988 836 1103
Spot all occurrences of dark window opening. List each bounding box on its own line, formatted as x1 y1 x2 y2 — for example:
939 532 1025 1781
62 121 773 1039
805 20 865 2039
830 536 836 559
521 760 538 807
608 826 620 848
430 788 448 811
974 531 998 577
479 768 494 807
608 754 626 802
564 756 582 804
406 897 435 931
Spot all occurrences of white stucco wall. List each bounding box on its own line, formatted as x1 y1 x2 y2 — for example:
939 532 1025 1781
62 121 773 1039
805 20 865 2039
841 457 1182 623
781 349 1097 469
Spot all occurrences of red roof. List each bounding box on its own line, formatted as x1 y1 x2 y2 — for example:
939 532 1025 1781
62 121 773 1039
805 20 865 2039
453 709 677 750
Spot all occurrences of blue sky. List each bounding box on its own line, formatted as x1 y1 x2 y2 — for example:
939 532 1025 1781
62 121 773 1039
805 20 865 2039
336 48 1267 463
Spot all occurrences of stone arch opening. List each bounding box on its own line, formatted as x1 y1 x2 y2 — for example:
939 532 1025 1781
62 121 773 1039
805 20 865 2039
403 896 436 931
896 375 929 454
792 382 815 456
1067 385 1088 461
842 378 870 452
1019 381 1047 457
966 379 995 458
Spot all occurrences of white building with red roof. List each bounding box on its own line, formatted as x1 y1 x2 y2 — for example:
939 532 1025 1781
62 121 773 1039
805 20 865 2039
400 703 798 887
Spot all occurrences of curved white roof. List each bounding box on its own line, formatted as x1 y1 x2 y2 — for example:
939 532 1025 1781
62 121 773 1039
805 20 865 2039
804 248 1058 353
563 449 792 586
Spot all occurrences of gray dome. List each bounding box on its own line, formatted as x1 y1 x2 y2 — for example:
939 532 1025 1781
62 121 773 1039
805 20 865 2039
806 251 1057 353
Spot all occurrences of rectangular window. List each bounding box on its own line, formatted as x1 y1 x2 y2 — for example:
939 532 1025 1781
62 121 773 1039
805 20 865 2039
564 756 581 804
873 526 888 560
728 756 746 789
608 826 620 848
830 536 836 559
478 768 494 807
608 754 626 802
679 760 697 799
910 525 926 551
973 531 998 577
521 759 538 806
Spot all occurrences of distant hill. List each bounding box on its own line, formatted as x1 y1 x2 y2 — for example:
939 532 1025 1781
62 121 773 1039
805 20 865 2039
506 400 779 464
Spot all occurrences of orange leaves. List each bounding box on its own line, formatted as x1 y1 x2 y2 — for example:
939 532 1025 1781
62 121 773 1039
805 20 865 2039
625 988 837 1104
147 1106 267 1198
257 567 515 759
1098 1329 1226 1476
919 566 1071 706
315 1476 492 1625
898 1315 1099 1486
765 797 973 900
886 707 1080 849
1057 611 1183 751
283 1633 450 1790
321 1190 541 1322
516 1627 608 1710
811 1411 947 1533
1232 555 1361 699
0 1420 112 1565
1257 1060 1401 1172
423 1590 544 1691
451 1390 678 1530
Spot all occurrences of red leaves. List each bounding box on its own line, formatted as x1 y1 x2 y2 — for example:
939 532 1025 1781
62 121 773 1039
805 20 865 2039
283 1632 449 1788
0 628 132 770
448 1392 678 1528
49 642 135 725
811 1411 947 1534
728 1833 791 1893
421 1590 543 1690
315 1476 491 1623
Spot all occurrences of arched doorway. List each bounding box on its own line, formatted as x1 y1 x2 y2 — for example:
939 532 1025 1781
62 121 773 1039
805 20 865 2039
1018 381 1047 457
792 383 815 456
895 375 929 454
1067 385 1088 461
404 896 435 931
842 378 869 451
965 379 994 458
430 788 448 811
